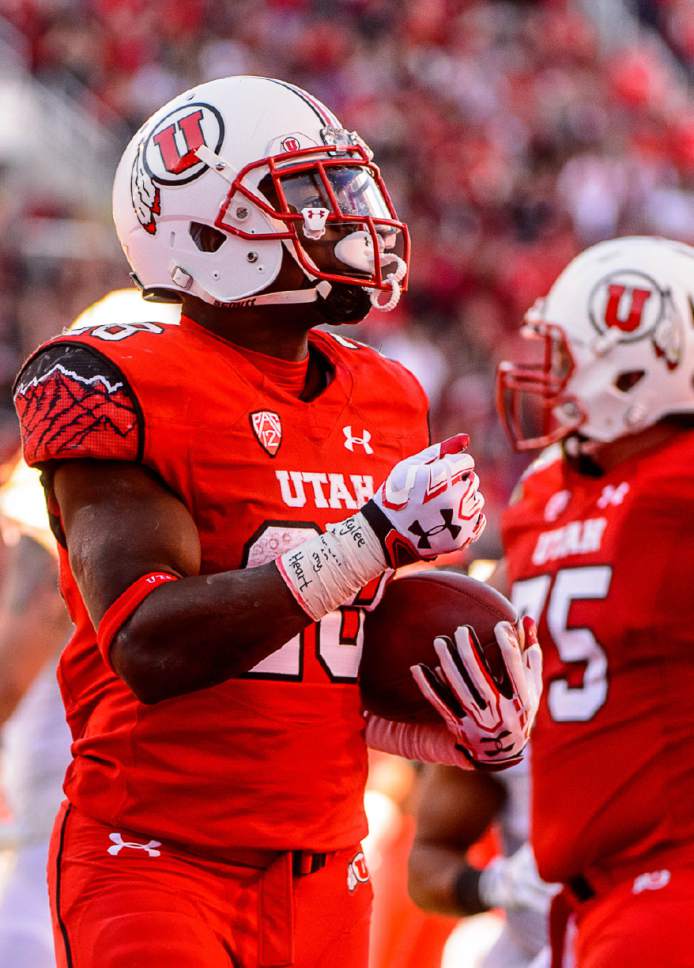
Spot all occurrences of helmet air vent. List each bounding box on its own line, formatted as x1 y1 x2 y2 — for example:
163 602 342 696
189 222 226 253
615 370 645 393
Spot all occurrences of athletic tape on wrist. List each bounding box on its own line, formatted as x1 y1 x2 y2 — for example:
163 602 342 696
364 714 474 770
97 571 179 670
276 511 386 622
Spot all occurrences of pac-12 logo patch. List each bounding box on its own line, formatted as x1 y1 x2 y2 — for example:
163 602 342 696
251 411 283 457
131 102 224 234
544 489 571 522
347 851 369 892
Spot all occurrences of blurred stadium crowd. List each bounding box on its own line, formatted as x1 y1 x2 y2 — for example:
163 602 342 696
0 0 692 550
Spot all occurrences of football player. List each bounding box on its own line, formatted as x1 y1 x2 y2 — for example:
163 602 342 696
495 236 694 966
409 760 557 968
12 77 540 968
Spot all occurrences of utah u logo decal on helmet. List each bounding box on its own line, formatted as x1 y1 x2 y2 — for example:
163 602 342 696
144 103 224 186
130 103 225 235
589 268 684 369
603 282 652 333
589 270 661 341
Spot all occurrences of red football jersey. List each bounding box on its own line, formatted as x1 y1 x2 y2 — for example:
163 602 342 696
13 316 429 853
502 433 694 884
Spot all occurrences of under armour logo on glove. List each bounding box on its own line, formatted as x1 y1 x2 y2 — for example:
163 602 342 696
362 434 486 567
409 510 462 550
471 729 520 759
107 832 162 857
411 617 543 772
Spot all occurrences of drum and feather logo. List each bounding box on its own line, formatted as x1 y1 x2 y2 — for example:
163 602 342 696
131 102 225 235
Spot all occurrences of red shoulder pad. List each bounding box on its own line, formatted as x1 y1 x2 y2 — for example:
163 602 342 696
13 342 142 467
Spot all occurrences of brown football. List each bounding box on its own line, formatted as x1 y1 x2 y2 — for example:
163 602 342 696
360 570 517 723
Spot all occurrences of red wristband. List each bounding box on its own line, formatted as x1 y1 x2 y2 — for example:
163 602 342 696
97 571 179 670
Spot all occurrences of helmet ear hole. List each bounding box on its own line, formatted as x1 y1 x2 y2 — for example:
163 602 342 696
615 370 646 393
189 222 227 253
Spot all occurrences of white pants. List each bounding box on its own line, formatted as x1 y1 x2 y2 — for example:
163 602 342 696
0 840 54 967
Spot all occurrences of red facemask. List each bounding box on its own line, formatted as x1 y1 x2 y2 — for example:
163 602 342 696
496 320 584 452
214 141 410 295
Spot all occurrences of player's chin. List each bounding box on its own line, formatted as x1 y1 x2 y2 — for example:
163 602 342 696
316 282 372 325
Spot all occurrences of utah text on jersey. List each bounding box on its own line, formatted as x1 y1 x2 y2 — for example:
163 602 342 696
276 471 375 510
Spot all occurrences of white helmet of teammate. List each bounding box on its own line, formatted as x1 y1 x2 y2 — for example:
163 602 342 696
112 75 409 313
497 236 694 450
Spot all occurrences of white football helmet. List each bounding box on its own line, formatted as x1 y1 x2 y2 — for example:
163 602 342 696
497 236 694 450
112 75 409 314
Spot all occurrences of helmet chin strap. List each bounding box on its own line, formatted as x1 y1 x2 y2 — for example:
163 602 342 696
221 280 333 308
193 277 334 309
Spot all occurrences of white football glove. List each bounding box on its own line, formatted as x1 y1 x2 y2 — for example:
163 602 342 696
478 843 560 914
277 435 484 621
411 616 543 771
362 434 486 568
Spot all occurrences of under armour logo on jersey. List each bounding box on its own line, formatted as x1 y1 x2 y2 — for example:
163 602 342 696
347 851 369 892
633 869 670 895
409 509 461 550
343 426 373 454
251 411 283 457
107 833 162 857
597 482 630 508
544 489 571 522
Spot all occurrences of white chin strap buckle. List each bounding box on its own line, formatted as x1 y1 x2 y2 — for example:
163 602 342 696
302 207 329 240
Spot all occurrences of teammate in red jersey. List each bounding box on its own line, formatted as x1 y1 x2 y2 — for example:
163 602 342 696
13 77 540 968
495 236 694 967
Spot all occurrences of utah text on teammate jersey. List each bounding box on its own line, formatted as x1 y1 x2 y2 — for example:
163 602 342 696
531 517 607 566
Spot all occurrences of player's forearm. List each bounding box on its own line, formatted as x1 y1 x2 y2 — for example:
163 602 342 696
408 844 487 916
111 563 312 703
